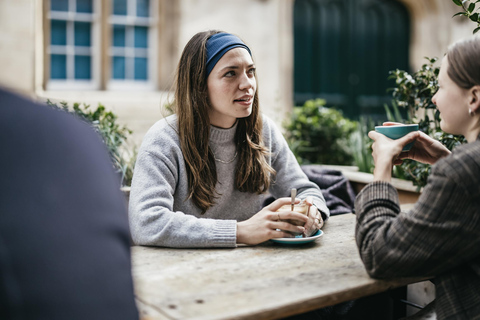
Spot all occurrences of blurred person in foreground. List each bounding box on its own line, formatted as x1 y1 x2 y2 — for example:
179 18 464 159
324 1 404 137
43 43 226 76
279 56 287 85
128 30 329 248
355 35 480 319
0 88 138 319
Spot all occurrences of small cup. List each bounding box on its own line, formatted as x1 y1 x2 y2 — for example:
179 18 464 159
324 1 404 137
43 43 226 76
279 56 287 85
277 201 309 235
375 124 419 151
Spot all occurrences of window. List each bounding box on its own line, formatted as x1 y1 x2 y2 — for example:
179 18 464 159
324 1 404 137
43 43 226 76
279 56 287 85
48 0 97 90
46 0 157 91
109 0 155 90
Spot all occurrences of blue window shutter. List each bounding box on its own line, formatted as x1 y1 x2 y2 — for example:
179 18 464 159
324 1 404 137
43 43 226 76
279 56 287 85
76 0 93 13
134 57 148 80
134 26 148 48
51 0 68 12
51 54 67 79
74 22 91 47
137 0 150 17
113 25 126 47
113 0 127 15
75 55 91 79
51 20 67 46
113 56 126 79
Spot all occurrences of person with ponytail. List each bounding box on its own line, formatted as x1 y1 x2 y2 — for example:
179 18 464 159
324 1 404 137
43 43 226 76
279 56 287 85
355 35 480 319
128 30 329 248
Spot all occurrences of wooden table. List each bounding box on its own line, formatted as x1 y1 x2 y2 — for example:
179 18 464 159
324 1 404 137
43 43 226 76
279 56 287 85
131 213 422 320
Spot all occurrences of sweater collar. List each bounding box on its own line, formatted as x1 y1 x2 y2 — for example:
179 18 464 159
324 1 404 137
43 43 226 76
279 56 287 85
209 121 238 143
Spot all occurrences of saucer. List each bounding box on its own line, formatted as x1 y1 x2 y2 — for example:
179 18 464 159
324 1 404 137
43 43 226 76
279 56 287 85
270 230 323 245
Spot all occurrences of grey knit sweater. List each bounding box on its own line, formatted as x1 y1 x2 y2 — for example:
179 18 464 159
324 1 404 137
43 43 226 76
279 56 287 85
128 114 329 248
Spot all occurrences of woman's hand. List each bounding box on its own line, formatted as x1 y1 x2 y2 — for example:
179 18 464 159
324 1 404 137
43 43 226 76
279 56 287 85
236 197 309 245
368 129 419 182
303 196 323 236
379 122 451 166
394 134 451 165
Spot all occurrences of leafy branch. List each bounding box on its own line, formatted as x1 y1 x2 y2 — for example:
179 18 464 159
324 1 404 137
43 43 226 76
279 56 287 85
283 99 358 166
46 100 136 187
452 0 480 34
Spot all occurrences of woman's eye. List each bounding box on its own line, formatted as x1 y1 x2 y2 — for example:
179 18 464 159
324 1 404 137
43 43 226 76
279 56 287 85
224 71 235 77
248 68 256 75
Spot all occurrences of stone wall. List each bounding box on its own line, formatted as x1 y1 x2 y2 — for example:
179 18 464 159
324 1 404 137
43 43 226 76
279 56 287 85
0 0 36 96
400 0 473 70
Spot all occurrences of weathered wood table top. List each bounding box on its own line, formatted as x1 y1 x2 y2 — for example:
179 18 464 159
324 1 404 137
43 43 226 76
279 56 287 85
131 213 421 320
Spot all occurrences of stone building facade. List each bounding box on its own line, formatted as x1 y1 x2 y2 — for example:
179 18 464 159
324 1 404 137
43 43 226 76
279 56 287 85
0 0 474 146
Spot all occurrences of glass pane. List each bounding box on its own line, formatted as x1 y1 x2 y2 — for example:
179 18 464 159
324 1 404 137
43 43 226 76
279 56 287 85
74 22 91 47
113 56 126 79
76 0 93 13
113 25 126 47
134 26 148 48
136 0 150 17
51 20 67 45
113 0 127 15
51 0 68 12
75 55 91 79
134 57 148 80
51 54 67 79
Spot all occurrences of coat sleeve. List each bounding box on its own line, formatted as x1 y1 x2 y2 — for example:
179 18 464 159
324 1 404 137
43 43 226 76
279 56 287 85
355 153 480 279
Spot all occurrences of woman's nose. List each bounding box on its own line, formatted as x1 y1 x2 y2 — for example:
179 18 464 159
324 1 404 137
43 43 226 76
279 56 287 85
239 72 255 91
431 93 437 105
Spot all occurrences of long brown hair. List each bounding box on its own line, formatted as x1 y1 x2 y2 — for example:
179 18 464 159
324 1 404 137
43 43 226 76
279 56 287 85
173 30 275 213
447 35 480 89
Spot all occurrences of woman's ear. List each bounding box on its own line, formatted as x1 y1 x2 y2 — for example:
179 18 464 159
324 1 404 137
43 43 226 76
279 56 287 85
469 85 480 113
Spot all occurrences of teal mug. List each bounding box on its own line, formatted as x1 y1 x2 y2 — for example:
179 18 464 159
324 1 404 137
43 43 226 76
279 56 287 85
374 124 419 151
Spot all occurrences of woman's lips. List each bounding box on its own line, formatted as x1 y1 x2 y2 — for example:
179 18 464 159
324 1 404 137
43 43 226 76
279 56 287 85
234 97 252 105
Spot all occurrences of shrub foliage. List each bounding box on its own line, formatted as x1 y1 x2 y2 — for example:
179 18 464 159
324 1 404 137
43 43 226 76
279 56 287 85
47 100 136 187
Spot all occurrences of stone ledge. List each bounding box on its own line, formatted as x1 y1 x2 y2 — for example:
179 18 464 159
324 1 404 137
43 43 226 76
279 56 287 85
317 165 422 205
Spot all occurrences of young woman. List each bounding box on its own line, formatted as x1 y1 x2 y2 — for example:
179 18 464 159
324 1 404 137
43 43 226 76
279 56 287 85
128 30 329 248
355 35 480 319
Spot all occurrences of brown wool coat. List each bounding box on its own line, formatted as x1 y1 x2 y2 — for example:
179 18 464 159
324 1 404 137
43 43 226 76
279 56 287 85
355 136 480 320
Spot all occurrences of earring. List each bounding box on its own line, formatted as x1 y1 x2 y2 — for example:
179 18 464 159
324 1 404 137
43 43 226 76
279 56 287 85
469 109 476 116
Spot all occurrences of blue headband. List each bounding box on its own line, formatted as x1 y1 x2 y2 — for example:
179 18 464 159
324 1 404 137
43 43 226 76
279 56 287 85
206 33 252 78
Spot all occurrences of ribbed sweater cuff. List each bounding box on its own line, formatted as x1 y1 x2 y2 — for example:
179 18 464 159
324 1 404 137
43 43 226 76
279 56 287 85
312 199 330 220
212 220 238 247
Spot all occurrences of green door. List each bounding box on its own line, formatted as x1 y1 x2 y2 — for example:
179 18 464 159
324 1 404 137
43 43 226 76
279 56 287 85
294 0 410 120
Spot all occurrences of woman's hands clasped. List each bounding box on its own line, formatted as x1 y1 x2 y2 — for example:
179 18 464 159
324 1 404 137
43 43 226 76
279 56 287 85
236 197 323 245
369 122 451 181
304 196 323 236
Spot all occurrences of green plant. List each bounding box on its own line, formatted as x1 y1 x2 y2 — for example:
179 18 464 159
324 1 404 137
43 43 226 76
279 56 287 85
283 99 358 165
47 100 136 187
387 58 467 188
452 0 480 34
348 116 375 173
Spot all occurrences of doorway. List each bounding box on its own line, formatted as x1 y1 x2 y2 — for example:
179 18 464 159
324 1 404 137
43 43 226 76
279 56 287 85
294 0 410 120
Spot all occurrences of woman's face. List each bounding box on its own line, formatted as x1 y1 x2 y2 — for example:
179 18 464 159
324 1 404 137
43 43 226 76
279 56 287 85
207 48 256 128
432 56 470 136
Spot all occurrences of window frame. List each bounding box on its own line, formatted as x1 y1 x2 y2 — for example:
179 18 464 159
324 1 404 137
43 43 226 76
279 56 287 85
43 0 158 91
46 0 101 90
107 0 158 91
